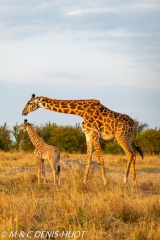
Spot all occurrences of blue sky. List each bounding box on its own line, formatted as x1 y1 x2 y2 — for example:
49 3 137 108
0 0 160 129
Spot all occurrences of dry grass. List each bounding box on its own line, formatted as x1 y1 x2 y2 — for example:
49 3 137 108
0 151 160 239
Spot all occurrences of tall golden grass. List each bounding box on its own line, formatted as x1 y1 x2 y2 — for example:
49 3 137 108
0 151 160 240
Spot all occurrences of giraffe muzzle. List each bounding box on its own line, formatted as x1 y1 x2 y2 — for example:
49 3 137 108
22 110 28 116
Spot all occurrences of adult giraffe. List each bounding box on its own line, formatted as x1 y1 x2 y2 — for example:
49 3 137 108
22 94 143 185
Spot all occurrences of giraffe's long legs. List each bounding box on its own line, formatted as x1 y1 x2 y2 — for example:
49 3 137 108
123 152 134 184
36 159 42 185
55 152 61 186
117 138 136 184
131 155 137 184
34 150 42 185
83 135 93 183
56 165 61 186
41 158 46 184
83 125 107 185
56 157 61 186
92 137 107 185
49 152 60 186
50 158 56 185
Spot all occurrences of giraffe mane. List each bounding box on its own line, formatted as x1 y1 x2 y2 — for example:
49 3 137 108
39 96 100 103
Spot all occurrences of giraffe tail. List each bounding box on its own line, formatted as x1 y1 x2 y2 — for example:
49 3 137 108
56 165 61 174
135 144 144 159
56 151 61 175
133 123 144 159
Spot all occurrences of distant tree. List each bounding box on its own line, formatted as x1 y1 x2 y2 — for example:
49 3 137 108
11 124 24 150
134 120 149 133
0 123 12 151
136 128 160 155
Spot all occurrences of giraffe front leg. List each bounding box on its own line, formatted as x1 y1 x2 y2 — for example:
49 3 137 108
84 134 92 184
50 164 56 185
34 150 41 185
92 137 107 185
41 158 47 184
36 159 42 185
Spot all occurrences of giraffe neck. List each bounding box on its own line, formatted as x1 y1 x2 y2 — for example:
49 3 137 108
39 97 100 117
27 125 44 148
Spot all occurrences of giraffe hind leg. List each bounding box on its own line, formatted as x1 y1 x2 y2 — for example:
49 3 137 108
37 160 41 185
117 138 136 184
41 159 46 184
50 156 59 185
55 152 61 186
56 165 61 186
123 152 135 184
83 137 92 183
92 138 107 185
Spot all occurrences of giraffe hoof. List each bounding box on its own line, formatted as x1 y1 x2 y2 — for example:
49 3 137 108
103 181 107 186
123 177 128 184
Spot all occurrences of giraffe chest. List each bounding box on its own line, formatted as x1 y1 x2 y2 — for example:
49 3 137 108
99 124 115 140
82 118 116 141
101 131 115 140
99 116 117 140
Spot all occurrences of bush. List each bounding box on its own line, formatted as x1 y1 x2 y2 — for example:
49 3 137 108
0 123 12 151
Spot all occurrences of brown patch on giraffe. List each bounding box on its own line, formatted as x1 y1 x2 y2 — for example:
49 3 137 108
63 109 69 113
77 106 85 111
70 103 77 109
96 120 102 127
70 110 76 114
47 104 51 110
111 120 115 129
106 118 112 124
87 122 92 128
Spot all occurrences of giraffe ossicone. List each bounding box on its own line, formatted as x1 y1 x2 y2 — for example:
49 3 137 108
18 119 60 185
22 94 143 185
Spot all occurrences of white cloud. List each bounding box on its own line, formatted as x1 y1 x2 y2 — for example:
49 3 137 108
135 2 160 11
67 7 119 16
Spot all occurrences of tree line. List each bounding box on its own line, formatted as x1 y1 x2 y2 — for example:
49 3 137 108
0 121 160 155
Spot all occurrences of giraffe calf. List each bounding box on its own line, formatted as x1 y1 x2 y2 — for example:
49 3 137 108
18 119 60 185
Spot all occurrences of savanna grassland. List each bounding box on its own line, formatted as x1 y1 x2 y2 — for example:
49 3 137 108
0 151 160 240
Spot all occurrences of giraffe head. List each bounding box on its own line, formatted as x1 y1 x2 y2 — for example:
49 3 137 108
18 119 31 130
22 94 43 116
